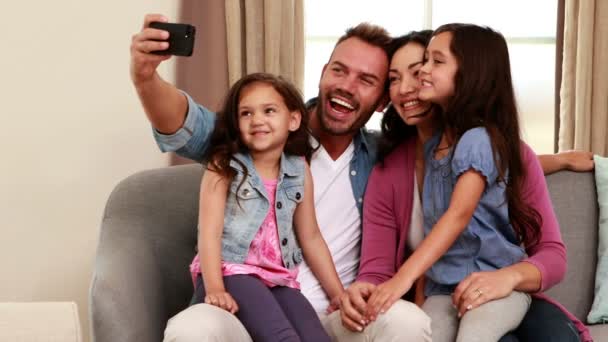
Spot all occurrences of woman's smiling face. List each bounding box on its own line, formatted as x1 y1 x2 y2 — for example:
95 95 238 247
388 42 434 126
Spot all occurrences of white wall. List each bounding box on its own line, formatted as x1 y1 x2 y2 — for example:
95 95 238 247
0 1 180 340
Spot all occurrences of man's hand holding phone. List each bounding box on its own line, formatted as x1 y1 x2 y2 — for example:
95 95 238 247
130 14 172 86
130 14 192 135
130 14 195 86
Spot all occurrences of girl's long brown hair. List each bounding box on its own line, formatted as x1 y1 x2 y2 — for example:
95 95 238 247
434 23 542 246
203 73 313 186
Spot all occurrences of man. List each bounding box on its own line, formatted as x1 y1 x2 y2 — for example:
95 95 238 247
131 14 594 341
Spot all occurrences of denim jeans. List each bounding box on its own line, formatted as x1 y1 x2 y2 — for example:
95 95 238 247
499 298 581 342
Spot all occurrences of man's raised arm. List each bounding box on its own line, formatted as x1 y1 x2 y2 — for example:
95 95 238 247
130 14 217 162
130 14 187 134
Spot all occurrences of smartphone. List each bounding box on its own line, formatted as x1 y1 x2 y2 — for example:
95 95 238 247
149 22 196 57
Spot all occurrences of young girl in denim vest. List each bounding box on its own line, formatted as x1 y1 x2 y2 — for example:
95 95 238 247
189 73 342 342
365 25 542 342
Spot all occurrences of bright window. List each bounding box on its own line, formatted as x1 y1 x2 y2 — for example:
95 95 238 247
304 0 557 153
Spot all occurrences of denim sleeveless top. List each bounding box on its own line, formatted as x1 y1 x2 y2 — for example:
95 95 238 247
220 152 306 269
422 127 525 296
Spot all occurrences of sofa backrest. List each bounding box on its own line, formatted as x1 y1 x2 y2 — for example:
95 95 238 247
544 170 598 322
116 166 598 322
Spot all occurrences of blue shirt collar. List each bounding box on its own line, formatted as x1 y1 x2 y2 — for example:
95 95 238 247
354 128 372 154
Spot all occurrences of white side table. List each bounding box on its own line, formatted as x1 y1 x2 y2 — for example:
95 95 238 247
0 302 82 342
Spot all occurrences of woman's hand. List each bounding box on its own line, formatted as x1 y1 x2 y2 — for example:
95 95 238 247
365 277 413 321
539 150 594 175
559 150 595 172
339 281 376 332
452 269 518 317
205 291 239 314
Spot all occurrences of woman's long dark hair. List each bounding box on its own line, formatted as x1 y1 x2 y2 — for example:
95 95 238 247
377 30 433 163
434 23 542 246
203 73 313 186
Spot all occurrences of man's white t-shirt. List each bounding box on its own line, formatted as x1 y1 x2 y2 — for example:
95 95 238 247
297 140 361 313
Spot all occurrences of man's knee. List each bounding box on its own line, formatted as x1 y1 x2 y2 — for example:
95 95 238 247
163 304 252 342
370 300 431 341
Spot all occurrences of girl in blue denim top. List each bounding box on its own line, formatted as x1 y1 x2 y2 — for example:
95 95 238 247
365 25 544 342
192 73 343 342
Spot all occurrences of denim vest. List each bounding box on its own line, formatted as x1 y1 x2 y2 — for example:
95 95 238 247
153 93 378 218
220 152 306 269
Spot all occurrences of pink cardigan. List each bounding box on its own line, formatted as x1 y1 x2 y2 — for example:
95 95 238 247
358 136 591 342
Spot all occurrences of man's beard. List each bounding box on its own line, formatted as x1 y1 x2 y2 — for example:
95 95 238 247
316 92 374 136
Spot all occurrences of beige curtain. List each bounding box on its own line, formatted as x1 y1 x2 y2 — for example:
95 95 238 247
559 0 608 156
224 0 305 90
172 0 229 166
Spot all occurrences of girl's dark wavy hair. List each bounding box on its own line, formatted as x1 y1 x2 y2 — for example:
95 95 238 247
434 23 542 246
377 30 435 163
203 72 313 187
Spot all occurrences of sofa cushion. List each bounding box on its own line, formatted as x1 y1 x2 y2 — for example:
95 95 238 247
544 171 598 322
588 155 608 324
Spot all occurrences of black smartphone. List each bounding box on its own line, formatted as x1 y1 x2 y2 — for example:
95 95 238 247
149 22 196 57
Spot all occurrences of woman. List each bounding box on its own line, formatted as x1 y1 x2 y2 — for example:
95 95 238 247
341 30 591 342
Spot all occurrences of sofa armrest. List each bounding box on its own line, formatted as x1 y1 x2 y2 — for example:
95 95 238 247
90 216 167 342
91 165 203 342
544 170 598 321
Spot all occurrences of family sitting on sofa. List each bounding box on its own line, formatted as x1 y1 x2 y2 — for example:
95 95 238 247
128 14 600 342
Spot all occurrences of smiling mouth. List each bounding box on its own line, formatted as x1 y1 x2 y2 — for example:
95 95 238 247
409 107 432 119
401 100 420 110
328 96 357 117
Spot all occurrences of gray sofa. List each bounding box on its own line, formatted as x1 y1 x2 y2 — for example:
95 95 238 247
90 164 606 341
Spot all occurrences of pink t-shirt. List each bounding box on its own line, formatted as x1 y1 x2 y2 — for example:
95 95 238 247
190 178 299 289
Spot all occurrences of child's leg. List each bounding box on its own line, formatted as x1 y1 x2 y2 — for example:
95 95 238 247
271 286 331 342
202 274 300 342
421 295 459 342
456 291 531 342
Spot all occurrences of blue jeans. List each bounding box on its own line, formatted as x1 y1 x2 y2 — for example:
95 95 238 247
192 274 330 342
499 298 581 342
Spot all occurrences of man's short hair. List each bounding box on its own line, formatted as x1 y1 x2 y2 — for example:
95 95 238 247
335 23 391 54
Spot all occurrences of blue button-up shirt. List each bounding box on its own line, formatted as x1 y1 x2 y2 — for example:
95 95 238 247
422 128 525 296
153 92 379 216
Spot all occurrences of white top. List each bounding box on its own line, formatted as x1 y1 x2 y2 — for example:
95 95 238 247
408 170 425 251
297 139 360 313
